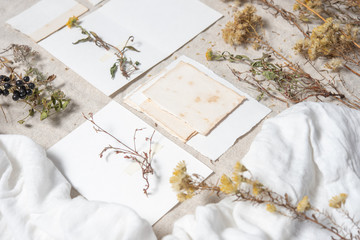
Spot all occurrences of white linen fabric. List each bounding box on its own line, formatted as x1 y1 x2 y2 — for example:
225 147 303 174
163 102 360 240
0 135 156 240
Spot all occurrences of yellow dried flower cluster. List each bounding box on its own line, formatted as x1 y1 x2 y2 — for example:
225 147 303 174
294 18 359 60
293 0 323 21
266 203 277 213
329 193 348 209
296 196 311 213
66 16 78 28
219 162 251 194
169 161 196 201
222 4 262 46
324 58 343 71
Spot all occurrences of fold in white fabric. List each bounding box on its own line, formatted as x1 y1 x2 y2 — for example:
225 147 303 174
164 102 360 240
0 135 156 240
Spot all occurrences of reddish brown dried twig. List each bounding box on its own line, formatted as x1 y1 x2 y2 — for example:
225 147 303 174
84 113 155 196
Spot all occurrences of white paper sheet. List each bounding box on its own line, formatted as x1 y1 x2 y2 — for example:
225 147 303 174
37 0 222 96
47 100 212 225
88 0 104 6
7 0 88 42
125 56 272 161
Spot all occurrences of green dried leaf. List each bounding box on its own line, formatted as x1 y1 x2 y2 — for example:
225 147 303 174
40 110 48 120
262 71 276 80
73 37 93 45
62 100 70 109
110 62 118 79
124 46 140 52
17 120 25 124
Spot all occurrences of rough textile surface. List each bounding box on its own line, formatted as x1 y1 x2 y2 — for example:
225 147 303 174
164 102 360 240
0 135 156 240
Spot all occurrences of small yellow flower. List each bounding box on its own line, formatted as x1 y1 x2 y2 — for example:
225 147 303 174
170 161 187 191
252 181 263 196
219 175 238 194
296 196 311 213
66 16 78 28
329 193 348 208
177 192 193 202
205 48 213 61
234 162 247 173
266 204 276 213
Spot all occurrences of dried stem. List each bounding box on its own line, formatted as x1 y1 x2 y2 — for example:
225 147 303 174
83 113 155 195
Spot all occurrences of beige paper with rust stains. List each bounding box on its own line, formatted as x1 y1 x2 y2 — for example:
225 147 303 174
143 61 246 135
139 99 198 142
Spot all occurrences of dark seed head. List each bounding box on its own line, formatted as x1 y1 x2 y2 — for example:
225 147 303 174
12 91 20 101
0 89 3 95
23 76 30 82
26 89 33 96
0 75 5 81
3 89 9 96
4 77 10 82
4 83 11 89
28 82 35 89
16 80 24 86
19 92 27 99
19 86 26 94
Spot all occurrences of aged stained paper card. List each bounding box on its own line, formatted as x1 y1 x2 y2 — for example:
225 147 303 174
125 56 272 160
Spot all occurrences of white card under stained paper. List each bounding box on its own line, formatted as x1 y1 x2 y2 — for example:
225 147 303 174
38 0 222 95
7 0 88 42
47 101 212 225
125 56 272 161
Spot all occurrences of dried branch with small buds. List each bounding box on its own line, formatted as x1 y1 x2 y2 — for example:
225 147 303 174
170 161 360 240
84 113 155 195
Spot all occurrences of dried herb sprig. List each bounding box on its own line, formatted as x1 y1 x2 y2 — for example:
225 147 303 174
84 113 155 196
0 44 70 124
206 49 360 109
67 16 140 79
171 161 360 240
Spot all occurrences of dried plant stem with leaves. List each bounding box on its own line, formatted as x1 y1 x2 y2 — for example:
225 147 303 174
66 16 140 79
0 44 70 124
84 113 155 195
216 4 360 109
170 161 360 240
207 49 360 109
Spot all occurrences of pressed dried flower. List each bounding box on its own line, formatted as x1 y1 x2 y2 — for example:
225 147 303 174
66 16 78 28
329 193 348 208
234 162 247 173
219 175 238 194
170 161 187 192
205 48 214 61
324 58 343 71
294 18 358 60
296 196 311 213
266 204 276 213
252 181 263 196
222 4 262 46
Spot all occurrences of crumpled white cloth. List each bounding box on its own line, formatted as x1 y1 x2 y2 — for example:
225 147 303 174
0 135 156 240
163 102 360 240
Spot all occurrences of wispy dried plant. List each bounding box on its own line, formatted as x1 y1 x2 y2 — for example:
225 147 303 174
84 113 155 195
